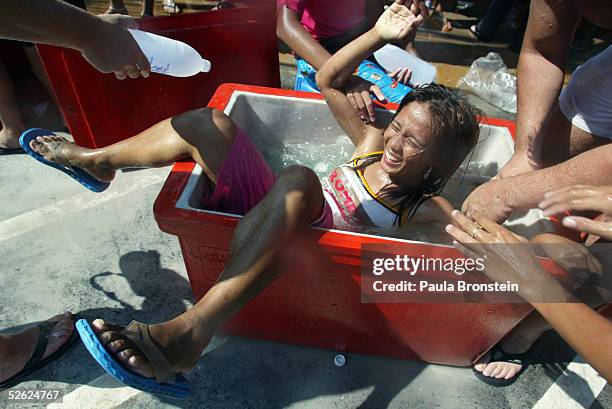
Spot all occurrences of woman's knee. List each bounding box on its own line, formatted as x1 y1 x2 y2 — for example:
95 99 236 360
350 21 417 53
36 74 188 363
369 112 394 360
173 107 236 147
274 165 324 218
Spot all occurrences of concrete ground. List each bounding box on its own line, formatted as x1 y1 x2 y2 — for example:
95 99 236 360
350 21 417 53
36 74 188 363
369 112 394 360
1 2 611 408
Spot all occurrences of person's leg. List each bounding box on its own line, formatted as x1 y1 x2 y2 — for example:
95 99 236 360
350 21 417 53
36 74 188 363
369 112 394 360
0 61 25 150
28 107 237 184
92 165 325 378
473 233 599 380
106 0 129 14
142 0 155 17
539 102 611 168
0 312 74 383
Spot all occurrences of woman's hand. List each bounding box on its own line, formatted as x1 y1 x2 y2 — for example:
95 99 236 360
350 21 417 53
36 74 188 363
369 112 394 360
539 185 612 241
344 76 387 122
389 67 412 85
445 210 565 303
375 0 426 43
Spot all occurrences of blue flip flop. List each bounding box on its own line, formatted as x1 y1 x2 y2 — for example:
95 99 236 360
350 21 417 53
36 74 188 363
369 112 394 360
19 128 110 193
76 319 191 399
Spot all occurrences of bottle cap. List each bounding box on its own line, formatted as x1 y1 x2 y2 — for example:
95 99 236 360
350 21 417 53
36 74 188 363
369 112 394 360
201 59 211 73
334 354 346 367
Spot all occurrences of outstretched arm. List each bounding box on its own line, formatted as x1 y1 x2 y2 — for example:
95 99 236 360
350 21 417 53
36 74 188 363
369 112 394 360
276 5 332 71
463 143 612 223
0 0 150 79
533 302 612 383
497 0 580 178
316 0 424 153
277 2 387 121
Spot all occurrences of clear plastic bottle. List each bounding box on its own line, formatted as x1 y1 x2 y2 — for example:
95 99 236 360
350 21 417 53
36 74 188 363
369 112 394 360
128 29 211 77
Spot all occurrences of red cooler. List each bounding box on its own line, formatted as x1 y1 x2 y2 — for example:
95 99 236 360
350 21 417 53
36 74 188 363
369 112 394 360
152 84 566 366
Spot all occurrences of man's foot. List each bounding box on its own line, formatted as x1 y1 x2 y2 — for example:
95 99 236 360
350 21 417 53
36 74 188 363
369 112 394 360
0 126 24 150
104 6 129 15
29 134 115 183
0 312 75 383
91 319 203 379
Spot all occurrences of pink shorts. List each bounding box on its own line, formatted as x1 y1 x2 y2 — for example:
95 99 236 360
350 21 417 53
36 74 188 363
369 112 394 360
201 129 334 228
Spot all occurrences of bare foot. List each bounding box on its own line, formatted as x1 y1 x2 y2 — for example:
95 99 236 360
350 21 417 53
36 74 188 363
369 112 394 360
29 134 115 183
0 126 24 150
0 312 75 383
473 351 523 381
92 319 203 380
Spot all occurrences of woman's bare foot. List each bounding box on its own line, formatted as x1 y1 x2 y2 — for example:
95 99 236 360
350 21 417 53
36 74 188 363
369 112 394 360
92 319 205 379
0 312 75 383
473 330 534 381
29 134 115 183
473 351 523 381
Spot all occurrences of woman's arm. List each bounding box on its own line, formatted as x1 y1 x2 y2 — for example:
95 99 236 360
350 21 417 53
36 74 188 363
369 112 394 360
316 29 386 152
533 302 612 383
276 5 332 71
408 196 454 225
0 0 149 79
316 0 424 153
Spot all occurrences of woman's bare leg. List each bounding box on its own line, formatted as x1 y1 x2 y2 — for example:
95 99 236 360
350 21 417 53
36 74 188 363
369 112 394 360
28 107 236 184
92 165 325 377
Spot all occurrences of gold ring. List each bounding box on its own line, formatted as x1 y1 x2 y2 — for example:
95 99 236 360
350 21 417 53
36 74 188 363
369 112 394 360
470 227 481 237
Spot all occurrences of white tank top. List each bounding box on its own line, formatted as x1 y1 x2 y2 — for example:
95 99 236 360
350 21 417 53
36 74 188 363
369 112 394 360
320 152 402 230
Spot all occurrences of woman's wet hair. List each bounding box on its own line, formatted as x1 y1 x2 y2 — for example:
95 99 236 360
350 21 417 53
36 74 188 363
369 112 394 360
358 83 481 224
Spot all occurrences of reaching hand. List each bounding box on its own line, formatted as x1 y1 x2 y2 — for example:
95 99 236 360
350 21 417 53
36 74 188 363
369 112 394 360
496 152 541 179
388 67 412 85
461 179 514 223
446 210 566 303
80 14 151 80
344 76 387 122
375 0 426 43
539 185 612 241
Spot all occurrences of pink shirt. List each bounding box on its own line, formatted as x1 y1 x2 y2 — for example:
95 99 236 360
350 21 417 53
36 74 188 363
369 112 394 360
278 0 366 40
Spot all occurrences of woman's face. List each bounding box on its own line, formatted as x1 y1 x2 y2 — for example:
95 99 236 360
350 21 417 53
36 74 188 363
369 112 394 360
381 102 438 184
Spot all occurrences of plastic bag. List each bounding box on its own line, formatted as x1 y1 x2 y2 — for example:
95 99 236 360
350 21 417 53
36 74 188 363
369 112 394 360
457 52 517 113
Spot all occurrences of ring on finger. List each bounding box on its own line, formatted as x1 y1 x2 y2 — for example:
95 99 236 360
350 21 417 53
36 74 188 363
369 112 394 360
470 227 482 237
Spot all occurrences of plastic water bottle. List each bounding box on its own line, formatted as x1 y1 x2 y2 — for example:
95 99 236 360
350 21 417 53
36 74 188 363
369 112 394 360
374 44 436 86
128 29 211 77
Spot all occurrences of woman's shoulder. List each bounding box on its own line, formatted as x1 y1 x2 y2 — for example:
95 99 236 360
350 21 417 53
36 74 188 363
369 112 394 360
350 125 385 159
402 195 454 225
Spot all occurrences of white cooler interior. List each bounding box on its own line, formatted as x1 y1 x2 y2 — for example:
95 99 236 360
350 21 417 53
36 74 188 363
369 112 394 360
176 91 552 240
